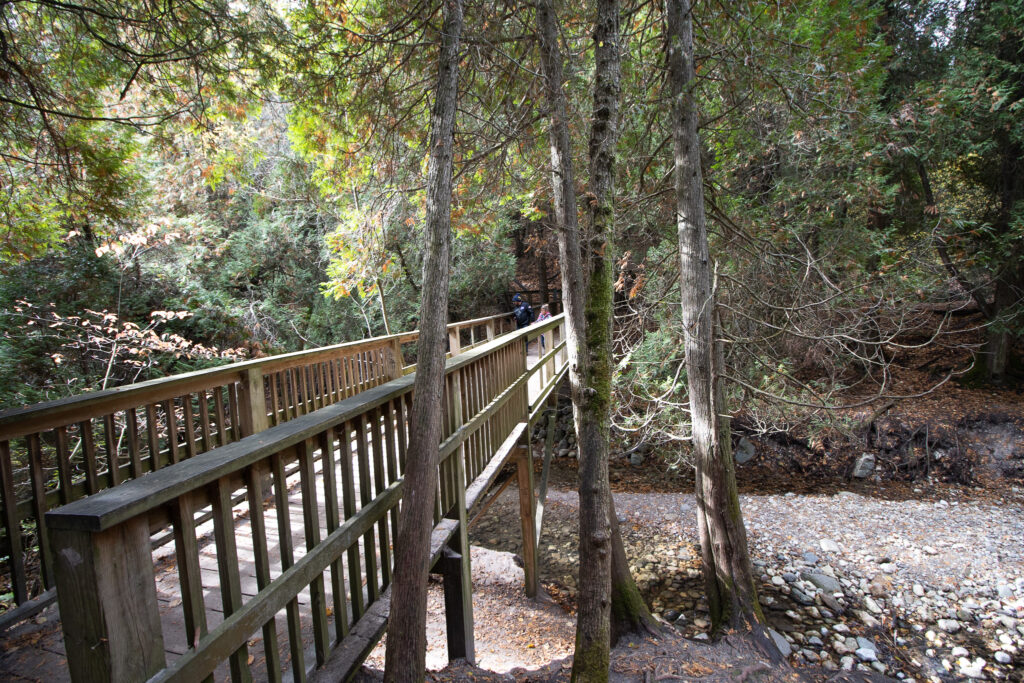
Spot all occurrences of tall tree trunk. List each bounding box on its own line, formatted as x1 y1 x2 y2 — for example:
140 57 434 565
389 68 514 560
536 2 652 678
535 3 608 676
588 0 657 648
383 1 462 679
666 0 764 634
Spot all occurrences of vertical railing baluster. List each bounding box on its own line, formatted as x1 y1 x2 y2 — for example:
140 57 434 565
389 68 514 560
268 373 281 427
369 408 391 586
163 399 180 465
354 415 378 601
339 420 363 621
145 404 161 471
171 492 208 651
272 451 305 681
103 414 120 487
79 420 99 494
299 439 330 665
244 462 282 681
227 383 240 438
0 440 26 603
215 387 229 446
182 396 197 458
209 476 251 682
26 434 52 588
54 426 73 504
318 427 348 640
384 399 401 549
199 390 212 453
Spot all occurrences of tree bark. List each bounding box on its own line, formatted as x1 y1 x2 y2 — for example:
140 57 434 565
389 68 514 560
535 3 609 676
536 2 652 677
666 0 764 634
383 1 462 679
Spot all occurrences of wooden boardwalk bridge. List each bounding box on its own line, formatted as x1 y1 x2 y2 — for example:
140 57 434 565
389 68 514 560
0 312 568 681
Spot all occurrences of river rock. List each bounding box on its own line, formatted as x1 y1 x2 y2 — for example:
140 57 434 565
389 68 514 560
820 539 841 553
959 657 986 678
852 453 875 478
938 618 962 633
791 588 814 606
804 571 842 594
768 629 792 657
863 596 884 614
734 436 756 464
855 648 878 662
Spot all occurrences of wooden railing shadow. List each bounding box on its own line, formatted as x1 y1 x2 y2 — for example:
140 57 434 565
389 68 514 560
0 314 514 628
44 315 568 682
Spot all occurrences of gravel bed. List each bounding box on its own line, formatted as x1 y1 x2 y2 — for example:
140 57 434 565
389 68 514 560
471 482 1024 682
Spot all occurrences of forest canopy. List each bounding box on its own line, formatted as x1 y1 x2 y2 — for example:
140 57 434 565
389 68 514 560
0 0 1020 417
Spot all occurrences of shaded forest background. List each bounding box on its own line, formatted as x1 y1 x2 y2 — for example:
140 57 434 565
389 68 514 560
1 0 1021 442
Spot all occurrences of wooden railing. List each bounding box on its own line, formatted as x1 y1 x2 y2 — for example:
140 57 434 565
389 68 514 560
0 314 514 623
45 314 567 682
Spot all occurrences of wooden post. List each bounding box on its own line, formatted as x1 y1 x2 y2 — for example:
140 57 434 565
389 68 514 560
50 517 165 682
515 445 538 598
440 547 473 661
443 370 475 662
485 320 495 340
238 368 269 437
389 338 404 380
448 328 461 357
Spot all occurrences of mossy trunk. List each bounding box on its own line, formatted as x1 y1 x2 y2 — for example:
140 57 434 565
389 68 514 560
538 0 650 677
667 0 763 635
609 495 657 643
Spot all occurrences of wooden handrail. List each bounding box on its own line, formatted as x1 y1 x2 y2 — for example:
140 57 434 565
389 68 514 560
45 315 569 681
0 313 513 440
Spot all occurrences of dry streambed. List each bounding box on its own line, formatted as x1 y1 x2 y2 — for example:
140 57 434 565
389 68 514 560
470 483 1024 682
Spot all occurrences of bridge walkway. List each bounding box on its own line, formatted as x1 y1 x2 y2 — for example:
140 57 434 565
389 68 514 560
0 314 567 682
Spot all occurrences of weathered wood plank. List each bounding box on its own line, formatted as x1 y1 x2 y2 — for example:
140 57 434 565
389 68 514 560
149 481 405 683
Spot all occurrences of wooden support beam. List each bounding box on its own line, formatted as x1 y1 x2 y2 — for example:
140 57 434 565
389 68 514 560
515 446 538 598
536 409 556 544
443 369 475 663
440 547 472 661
